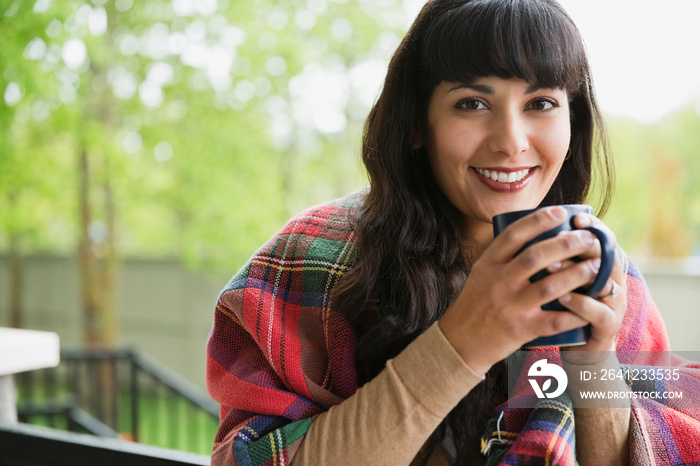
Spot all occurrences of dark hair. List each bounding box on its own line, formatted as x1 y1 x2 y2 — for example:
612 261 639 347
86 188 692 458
334 0 613 463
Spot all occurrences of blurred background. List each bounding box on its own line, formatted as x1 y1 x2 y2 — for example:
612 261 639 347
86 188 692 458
1 0 699 458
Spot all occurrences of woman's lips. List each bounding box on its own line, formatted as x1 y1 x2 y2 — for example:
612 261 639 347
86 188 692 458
472 166 536 193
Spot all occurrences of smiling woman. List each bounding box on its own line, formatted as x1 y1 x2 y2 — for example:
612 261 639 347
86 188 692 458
423 78 571 245
205 1 700 465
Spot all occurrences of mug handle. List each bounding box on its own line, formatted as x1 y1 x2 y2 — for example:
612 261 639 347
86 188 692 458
581 225 615 297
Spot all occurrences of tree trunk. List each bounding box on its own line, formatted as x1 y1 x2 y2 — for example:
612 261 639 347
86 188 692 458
8 233 23 329
78 147 100 345
99 156 119 346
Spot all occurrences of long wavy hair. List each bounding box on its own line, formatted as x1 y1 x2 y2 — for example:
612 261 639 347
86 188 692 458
333 0 613 463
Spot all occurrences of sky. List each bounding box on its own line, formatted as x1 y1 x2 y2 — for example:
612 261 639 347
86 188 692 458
556 0 700 123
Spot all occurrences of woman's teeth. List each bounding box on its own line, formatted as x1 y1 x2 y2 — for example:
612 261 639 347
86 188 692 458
475 168 530 183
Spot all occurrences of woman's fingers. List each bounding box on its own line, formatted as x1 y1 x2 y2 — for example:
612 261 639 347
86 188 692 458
490 210 616 288
547 258 600 274
559 257 627 353
560 293 616 330
533 306 589 338
558 293 620 350
508 230 597 283
444 209 625 370
571 213 617 259
573 213 615 240
597 277 619 300
520 258 600 308
489 206 568 261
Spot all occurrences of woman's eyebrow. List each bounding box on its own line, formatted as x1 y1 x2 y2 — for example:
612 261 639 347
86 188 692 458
447 82 559 95
448 83 494 94
525 84 559 94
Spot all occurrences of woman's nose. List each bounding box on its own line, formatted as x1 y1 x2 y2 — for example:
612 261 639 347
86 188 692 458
487 113 529 157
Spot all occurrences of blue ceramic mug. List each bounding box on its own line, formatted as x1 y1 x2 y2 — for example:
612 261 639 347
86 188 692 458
492 204 615 348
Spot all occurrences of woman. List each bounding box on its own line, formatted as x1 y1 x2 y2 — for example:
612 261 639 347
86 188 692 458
207 0 700 464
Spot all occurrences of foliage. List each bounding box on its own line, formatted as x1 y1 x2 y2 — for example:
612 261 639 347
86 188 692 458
606 109 700 256
0 0 408 273
1 0 700 281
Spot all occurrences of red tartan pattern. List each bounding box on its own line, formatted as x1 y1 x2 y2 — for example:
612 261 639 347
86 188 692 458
207 193 362 466
207 192 700 465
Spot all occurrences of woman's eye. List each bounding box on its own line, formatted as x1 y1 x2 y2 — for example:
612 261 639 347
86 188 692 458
527 99 557 111
458 99 487 111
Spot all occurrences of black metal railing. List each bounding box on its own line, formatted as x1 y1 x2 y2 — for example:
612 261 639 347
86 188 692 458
0 421 210 466
15 347 220 455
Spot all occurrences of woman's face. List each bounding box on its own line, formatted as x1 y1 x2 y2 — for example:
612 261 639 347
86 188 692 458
423 77 571 237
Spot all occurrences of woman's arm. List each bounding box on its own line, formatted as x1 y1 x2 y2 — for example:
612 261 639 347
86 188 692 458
574 407 630 466
292 322 484 465
561 353 631 466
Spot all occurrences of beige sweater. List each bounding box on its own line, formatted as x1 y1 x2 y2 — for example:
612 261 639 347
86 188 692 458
292 322 630 465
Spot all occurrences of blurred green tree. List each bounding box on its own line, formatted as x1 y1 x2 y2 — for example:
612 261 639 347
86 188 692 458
0 1 68 329
3 0 700 346
0 0 409 343
607 108 700 257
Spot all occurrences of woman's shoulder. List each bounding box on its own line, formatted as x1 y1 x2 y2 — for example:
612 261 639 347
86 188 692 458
616 246 644 284
226 190 366 290
277 188 366 245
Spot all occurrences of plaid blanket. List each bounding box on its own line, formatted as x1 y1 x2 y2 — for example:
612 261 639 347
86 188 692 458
206 192 700 465
481 260 700 465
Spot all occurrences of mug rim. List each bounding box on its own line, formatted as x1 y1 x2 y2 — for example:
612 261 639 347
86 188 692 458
493 204 593 221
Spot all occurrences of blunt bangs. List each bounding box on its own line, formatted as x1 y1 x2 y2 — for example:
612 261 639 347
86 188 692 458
421 0 588 94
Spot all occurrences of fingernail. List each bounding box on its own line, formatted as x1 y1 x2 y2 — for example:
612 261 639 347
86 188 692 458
547 261 562 272
589 258 601 273
549 206 566 221
577 214 592 227
560 293 572 303
580 231 595 245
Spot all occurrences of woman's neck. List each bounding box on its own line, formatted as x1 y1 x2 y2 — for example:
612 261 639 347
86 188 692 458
461 220 495 262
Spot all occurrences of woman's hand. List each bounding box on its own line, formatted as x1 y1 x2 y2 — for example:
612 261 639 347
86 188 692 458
558 213 627 361
438 206 609 376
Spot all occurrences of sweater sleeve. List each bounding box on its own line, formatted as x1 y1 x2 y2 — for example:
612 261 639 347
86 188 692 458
561 353 631 465
292 322 485 465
